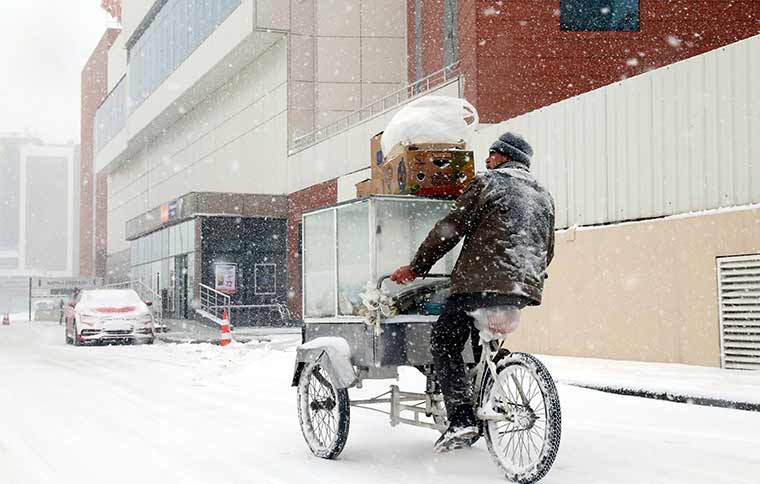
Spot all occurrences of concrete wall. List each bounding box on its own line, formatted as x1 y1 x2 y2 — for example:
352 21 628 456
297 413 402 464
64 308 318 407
107 37 289 256
511 205 760 367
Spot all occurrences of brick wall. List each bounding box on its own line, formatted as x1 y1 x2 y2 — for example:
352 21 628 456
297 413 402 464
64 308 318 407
286 179 337 320
80 29 120 277
409 0 760 123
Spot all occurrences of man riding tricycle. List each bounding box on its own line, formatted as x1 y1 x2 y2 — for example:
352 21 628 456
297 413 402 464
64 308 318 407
293 127 560 483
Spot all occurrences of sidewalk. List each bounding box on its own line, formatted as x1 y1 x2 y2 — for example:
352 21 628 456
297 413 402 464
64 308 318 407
540 354 760 412
158 318 301 344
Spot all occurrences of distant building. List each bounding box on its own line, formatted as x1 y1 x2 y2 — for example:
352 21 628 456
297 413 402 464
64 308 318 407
0 136 80 312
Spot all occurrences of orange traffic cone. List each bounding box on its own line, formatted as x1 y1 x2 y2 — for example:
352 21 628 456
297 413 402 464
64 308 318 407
220 310 232 346
2 313 9 325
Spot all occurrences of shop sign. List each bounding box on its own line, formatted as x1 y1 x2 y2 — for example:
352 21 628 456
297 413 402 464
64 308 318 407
214 263 237 294
160 199 182 224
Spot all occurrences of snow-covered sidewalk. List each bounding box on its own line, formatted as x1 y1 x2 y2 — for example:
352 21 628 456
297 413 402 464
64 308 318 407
540 355 760 410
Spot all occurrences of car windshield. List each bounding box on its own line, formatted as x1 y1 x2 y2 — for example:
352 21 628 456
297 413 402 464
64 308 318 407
79 289 143 306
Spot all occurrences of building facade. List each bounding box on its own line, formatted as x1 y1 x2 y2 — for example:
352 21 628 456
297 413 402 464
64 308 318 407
81 28 121 278
0 136 80 312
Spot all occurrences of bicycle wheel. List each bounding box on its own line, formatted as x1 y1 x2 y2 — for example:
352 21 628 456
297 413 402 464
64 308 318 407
479 352 561 484
297 360 350 459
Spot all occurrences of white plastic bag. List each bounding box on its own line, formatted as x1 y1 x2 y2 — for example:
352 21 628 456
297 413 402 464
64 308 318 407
469 306 521 342
381 96 479 160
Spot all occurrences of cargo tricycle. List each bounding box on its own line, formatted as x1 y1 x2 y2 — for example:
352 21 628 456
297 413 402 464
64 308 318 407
292 195 561 484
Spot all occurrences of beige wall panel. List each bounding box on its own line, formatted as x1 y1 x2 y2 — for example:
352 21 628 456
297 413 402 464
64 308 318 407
317 37 361 83
510 207 760 368
317 82 362 112
290 35 316 82
257 0 291 31
361 37 406 83
317 0 361 36
291 0 315 35
361 0 406 37
361 83 404 106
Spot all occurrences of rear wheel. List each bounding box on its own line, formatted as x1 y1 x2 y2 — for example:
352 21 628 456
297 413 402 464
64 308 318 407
297 361 350 459
479 352 561 484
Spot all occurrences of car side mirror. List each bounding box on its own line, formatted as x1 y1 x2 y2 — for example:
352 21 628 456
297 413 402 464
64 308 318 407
144 300 153 307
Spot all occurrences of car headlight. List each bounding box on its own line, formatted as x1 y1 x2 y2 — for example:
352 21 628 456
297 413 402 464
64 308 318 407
80 314 99 325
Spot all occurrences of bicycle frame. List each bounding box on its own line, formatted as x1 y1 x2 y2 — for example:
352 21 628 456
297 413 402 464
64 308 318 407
472 338 518 422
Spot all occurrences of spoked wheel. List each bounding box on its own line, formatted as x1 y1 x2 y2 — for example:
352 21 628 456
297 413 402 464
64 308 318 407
297 360 350 459
479 352 561 484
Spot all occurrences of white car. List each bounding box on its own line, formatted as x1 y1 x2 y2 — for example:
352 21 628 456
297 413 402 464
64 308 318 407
65 289 156 345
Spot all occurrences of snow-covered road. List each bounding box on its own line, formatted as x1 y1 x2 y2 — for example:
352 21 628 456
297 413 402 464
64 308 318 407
1 321 759 484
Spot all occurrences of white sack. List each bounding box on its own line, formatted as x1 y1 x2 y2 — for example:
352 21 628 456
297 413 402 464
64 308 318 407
381 96 479 159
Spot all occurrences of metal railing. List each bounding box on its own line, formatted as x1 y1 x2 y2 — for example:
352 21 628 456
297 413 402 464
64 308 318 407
198 283 231 322
290 62 461 154
104 280 163 324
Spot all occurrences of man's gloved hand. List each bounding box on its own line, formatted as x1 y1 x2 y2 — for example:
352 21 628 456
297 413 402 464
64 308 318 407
390 265 417 285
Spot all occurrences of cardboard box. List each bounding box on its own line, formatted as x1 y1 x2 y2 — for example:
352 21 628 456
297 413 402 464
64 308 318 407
370 132 384 180
379 147 474 198
355 178 384 197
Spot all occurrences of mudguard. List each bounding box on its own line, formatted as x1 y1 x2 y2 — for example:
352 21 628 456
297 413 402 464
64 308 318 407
291 336 357 389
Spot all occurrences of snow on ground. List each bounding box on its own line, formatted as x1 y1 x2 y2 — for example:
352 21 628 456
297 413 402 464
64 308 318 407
2 320 760 484
540 354 760 405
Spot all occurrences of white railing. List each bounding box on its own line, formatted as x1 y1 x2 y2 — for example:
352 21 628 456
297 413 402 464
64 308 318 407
198 283 231 322
104 280 163 324
290 62 461 154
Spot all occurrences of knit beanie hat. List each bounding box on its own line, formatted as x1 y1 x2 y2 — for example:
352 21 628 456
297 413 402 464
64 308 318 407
489 132 533 167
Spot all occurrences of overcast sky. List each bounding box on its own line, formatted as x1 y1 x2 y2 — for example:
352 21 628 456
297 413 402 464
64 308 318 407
0 1 112 144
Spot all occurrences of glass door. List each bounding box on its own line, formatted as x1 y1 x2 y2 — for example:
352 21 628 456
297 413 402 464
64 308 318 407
174 255 189 319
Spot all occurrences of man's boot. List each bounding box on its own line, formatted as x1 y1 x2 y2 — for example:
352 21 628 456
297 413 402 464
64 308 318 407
434 404 480 453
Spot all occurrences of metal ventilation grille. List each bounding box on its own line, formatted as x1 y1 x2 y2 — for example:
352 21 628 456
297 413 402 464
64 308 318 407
717 254 760 370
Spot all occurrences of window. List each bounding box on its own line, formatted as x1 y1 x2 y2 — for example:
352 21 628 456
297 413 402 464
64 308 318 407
443 0 459 68
560 0 640 32
127 0 242 109
255 263 277 295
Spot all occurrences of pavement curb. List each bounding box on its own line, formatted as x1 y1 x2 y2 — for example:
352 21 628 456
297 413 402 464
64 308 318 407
563 382 760 413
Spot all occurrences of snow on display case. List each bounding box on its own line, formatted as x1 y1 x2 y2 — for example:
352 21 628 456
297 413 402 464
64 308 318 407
302 195 462 321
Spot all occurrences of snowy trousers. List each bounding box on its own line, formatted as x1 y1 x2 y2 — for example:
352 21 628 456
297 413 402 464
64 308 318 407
431 292 532 422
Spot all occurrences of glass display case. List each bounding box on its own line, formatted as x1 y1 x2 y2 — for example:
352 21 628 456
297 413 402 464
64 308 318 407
302 195 462 320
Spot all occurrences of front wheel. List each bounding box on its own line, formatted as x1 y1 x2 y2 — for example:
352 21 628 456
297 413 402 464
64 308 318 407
479 352 561 484
296 360 350 459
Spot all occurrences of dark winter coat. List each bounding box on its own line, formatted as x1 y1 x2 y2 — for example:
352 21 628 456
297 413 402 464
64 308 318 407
410 161 555 304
